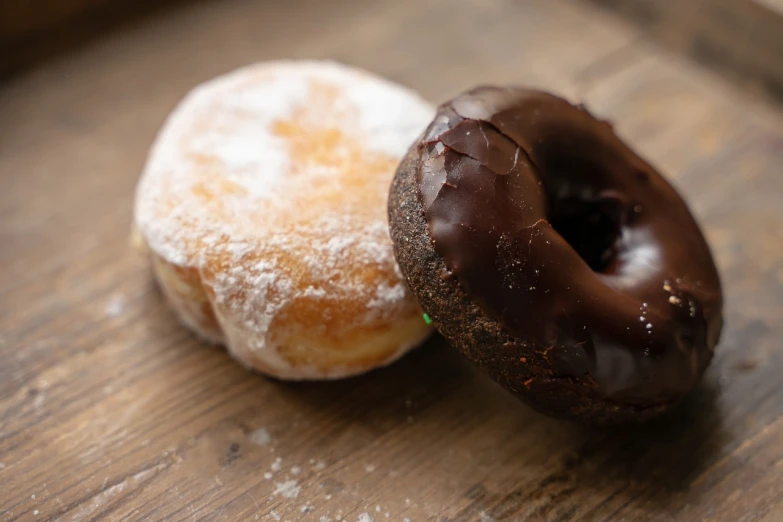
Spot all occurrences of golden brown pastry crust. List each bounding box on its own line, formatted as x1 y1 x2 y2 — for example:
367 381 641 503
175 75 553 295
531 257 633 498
134 61 433 379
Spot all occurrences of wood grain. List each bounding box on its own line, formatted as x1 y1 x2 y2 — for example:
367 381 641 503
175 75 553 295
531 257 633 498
588 0 783 103
1 0 782 520
0 0 186 79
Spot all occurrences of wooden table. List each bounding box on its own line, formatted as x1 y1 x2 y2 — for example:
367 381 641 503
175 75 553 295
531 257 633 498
2 0 782 520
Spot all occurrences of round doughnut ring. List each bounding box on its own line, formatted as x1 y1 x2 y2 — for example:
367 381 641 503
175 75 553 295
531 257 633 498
389 86 722 423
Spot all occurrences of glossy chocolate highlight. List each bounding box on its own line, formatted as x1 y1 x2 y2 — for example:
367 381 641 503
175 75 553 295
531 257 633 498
416 87 722 404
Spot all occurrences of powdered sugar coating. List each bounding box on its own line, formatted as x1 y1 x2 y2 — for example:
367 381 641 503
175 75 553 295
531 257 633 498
134 61 434 378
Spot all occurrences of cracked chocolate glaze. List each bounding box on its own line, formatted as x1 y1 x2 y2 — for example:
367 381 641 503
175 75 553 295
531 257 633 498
416 86 722 404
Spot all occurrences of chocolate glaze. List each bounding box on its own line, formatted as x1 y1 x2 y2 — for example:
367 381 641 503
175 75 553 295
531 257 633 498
416 87 722 404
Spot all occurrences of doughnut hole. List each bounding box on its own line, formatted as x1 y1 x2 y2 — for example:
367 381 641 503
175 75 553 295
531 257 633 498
548 195 626 274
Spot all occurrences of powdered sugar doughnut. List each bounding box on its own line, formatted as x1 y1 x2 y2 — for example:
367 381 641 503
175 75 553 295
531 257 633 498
133 61 434 379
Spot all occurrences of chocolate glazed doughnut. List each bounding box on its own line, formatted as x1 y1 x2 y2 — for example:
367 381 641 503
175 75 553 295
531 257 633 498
389 86 723 423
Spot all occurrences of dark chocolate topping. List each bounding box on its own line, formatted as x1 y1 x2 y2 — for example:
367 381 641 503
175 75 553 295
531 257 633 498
416 87 722 404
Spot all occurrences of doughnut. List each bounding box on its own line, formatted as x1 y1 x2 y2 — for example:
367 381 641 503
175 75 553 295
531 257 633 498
134 61 434 379
389 86 723 423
